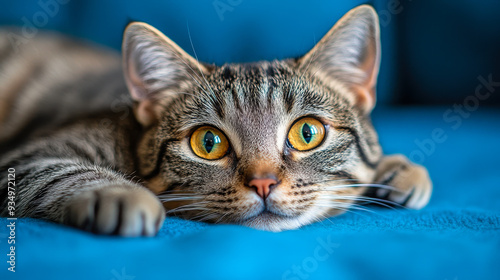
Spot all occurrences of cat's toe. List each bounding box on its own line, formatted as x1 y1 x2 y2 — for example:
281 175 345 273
65 186 165 236
386 164 432 210
373 154 432 210
112 188 165 236
64 190 97 231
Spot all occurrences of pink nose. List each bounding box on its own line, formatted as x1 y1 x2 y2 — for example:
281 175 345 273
248 178 278 199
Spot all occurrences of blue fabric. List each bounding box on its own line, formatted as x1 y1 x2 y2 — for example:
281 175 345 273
2 107 500 279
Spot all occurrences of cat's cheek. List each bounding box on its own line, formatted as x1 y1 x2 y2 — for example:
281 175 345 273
264 187 298 216
351 162 377 183
236 191 265 220
145 176 168 195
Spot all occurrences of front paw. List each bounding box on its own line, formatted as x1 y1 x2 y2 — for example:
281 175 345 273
64 185 165 236
374 155 432 209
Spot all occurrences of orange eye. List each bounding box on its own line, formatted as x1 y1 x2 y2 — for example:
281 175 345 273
190 126 229 160
287 117 325 151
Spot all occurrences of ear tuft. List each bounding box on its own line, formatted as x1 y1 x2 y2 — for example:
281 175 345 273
122 22 208 126
299 5 381 113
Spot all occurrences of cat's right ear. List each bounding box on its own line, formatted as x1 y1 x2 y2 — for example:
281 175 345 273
297 5 380 113
123 22 209 127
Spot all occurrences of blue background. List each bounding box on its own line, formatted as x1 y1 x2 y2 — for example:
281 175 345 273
1 0 499 279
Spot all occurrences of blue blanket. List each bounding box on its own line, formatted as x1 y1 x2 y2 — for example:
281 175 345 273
2 107 500 280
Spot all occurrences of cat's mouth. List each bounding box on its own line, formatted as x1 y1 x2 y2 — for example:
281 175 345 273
239 209 304 232
247 210 288 219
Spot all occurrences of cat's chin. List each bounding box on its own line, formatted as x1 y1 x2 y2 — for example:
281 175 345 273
240 211 310 232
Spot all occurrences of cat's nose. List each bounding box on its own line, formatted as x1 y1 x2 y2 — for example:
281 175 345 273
247 177 278 200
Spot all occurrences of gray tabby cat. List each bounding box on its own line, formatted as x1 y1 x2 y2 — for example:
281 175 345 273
0 5 431 236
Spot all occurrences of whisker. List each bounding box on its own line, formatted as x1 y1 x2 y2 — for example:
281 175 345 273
308 178 360 185
318 204 372 218
315 202 381 218
298 37 318 81
198 213 219 222
186 23 217 98
192 210 214 221
167 206 208 214
327 195 407 210
320 183 397 191
159 196 204 202
215 212 231 224
165 45 210 96
315 212 336 227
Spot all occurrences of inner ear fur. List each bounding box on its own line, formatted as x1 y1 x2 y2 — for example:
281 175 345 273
298 5 381 113
122 22 209 126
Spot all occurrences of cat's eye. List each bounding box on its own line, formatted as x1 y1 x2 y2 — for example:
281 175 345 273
190 126 229 160
287 117 325 151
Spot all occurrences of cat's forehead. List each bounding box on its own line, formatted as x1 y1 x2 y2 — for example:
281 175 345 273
210 61 295 95
214 61 293 82
205 61 333 115
168 60 350 136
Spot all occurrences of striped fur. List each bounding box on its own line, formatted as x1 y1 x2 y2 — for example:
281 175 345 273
0 5 431 235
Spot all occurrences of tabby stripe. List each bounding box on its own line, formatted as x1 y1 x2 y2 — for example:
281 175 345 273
1 162 79 214
94 145 112 164
282 88 295 113
266 65 275 83
70 137 113 164
211 94 225 119
31 170 95 217
334 126 379 168
157 180 194 195
312 139 353 170
142 138 176 179
65 141 96 162
330 139 355 155
323 170 355 180
15 161 84 197
221 66 234 83
231 87 242 112
265 65 277 107
266 85 274 108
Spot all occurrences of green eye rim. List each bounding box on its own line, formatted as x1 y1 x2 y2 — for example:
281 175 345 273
287 117 326 151
189 126 230 160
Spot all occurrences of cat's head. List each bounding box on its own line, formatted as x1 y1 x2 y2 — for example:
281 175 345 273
123 5 383 231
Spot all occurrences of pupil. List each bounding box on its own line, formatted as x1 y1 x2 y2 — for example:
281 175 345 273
302 123 312 143
204 131 215 153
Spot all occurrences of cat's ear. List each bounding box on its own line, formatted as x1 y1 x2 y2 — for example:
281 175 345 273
298 5 380 113
123 22 209 126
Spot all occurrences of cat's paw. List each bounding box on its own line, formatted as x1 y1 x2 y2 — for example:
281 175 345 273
373 154 432 209
64 185 165 236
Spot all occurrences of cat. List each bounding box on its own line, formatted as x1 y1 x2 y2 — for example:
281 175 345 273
0 5 432 236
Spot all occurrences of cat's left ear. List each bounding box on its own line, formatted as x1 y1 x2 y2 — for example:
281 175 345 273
298 5 380 113
123 22 210 126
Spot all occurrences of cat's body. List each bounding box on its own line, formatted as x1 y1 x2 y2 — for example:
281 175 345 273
0 6 432 236
0 32 164 235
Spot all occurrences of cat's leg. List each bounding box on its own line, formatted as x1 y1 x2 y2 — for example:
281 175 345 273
0 157 165 236
371 154 432 209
